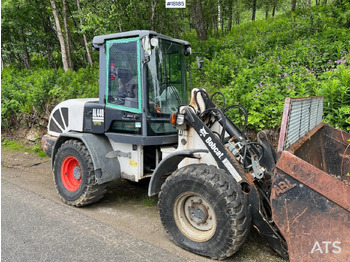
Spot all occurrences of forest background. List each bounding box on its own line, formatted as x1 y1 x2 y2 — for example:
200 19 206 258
2 0 350 143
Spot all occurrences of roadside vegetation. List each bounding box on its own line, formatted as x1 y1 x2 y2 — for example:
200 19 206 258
1 138 47 157
2 1 349 141
1 67 99 131
189 4 350 131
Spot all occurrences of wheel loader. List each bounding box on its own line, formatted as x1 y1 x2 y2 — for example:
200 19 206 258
42 30 350 261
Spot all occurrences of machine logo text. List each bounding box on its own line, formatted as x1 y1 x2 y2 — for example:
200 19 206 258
271 178 296 198
205 136 224 160
93 108 104 123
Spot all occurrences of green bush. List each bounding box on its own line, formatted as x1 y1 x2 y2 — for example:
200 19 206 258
2 4 350 133
1 67 99 130
187 4 350 131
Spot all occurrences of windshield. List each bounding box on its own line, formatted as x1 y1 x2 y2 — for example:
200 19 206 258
146 39 187 115
145 38 187 135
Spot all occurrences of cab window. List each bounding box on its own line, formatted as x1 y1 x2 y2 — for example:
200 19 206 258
106 38 141 113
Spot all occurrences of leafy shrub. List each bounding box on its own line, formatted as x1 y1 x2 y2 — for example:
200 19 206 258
2 4 349 133
1 67 99 130
187 4 350 131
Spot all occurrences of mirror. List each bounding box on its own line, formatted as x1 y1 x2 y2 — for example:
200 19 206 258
185 46 192 56
196 56 203 70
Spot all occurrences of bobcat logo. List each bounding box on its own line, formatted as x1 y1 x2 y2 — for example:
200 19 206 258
199 127 209 137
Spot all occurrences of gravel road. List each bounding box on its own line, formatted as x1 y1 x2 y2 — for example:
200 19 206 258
1 149 284 262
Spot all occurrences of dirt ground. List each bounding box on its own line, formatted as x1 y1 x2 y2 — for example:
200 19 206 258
1 147 285 262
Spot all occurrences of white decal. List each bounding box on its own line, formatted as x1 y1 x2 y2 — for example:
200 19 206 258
93 108 104 122
223 158 242 182
199 127 209 137
205 136 224 160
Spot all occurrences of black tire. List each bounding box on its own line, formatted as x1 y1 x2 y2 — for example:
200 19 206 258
53 140 106 207
158 164 250 260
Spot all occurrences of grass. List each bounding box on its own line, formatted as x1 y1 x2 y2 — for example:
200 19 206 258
142 197 157 207
1 137 47 157
105 179 158 207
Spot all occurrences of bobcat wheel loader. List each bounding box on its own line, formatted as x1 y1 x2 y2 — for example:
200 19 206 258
42 30 350 261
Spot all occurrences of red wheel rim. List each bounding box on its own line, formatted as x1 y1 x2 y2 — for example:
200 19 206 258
61 156 82 191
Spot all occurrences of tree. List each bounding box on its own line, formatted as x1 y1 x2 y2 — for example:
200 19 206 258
227 0 234 31
252 0 257 21
1 0 57 69
62 0 73 69
150 0 159 31
264 0 270 19
5 0 330 71
272 0 279 17
50 0 70 71
76 0 93 66
233 0 243 25
308 0 312 8
188 0 208 40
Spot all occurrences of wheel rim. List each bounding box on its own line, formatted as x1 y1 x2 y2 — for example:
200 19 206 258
174 192 217 242
61 156 82 192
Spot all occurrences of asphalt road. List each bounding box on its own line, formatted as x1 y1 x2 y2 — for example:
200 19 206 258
1 149 284 262
2 180 184 262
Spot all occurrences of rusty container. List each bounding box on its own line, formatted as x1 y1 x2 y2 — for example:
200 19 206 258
271 97 350 262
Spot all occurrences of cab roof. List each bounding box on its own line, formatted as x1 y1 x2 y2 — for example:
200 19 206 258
92 30 190 48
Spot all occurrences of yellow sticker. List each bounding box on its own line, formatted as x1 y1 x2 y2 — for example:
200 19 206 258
129 160 137 167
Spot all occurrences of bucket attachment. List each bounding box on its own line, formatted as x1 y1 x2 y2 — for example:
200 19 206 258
272 97 350 261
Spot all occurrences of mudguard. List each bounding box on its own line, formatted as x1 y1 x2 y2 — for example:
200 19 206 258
51 132 121 185
148 149 208 197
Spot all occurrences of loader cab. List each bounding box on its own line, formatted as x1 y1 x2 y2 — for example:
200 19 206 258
92 31 191 146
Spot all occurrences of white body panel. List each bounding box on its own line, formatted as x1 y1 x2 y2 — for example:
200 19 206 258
108 139 144 181
177 127 218 168
48 98 98 136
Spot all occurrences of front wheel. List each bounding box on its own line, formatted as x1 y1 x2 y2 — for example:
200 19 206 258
158 164 250 260
53 140 106 207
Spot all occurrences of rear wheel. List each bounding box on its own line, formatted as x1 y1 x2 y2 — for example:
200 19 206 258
54 140 106 207
158 164 250 260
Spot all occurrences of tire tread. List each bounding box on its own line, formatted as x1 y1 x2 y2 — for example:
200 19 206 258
54 140 107 207
159 164 250 260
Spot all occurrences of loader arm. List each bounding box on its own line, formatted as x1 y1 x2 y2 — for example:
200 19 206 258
170 89 288 258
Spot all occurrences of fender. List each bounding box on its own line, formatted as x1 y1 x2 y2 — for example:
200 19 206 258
148 149 208 197
51 132 121 185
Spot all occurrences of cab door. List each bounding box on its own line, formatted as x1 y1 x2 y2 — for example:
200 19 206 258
104 37 142 134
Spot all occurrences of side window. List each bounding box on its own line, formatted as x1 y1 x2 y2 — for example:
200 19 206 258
106 38 141 113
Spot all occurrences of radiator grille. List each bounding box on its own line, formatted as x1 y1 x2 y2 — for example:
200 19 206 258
284 97 323 149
